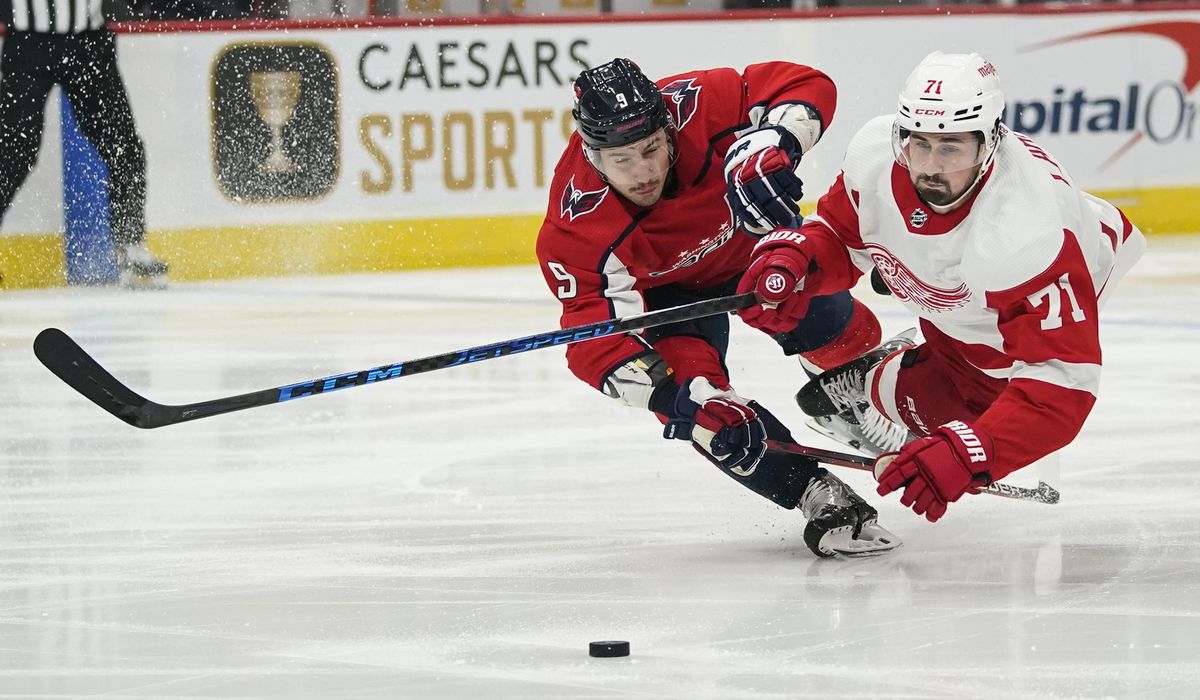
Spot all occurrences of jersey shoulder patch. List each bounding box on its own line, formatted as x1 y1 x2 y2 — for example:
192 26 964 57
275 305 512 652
660 77 701 131
560 176 610 222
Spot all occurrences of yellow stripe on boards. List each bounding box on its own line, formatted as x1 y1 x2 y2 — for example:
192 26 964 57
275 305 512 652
1090 185 1200 236
0 214 542 290
1 191 1196 292
0 234 65 289
153 215 542 282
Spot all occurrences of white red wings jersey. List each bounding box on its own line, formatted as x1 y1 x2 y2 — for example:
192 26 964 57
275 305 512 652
536 63 836 389
800 115 1145 476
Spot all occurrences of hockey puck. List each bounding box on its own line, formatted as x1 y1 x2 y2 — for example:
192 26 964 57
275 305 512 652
589 640 630 658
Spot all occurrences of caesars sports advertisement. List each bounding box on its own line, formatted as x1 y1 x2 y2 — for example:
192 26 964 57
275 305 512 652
1 9 1196 283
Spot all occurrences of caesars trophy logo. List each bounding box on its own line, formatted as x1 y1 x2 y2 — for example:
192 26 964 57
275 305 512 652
250 71 302 173
212 43 339 201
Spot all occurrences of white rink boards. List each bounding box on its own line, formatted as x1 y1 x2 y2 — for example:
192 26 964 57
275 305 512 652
1 235 1199 697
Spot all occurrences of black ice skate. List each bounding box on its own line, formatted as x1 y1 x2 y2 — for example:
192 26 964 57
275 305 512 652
799 469 900 557
796 329 918 457
117 242 168 289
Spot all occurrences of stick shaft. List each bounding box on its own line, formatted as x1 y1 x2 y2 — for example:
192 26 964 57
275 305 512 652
35 292 757 429
765 440 1060 505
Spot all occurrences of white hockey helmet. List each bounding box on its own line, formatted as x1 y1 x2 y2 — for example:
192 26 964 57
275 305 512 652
893 51 1005 170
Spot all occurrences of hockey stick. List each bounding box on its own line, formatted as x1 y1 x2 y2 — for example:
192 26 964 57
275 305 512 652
33 292 758 430
766 439 1061 505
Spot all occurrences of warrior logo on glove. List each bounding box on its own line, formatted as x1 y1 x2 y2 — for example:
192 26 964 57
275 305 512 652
764 271 791 296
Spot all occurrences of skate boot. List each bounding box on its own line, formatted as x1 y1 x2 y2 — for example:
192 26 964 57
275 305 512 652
799 468 901 557
796 329 918 457
116 242 168 289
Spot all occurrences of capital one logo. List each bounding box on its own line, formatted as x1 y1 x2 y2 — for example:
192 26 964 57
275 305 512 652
1014 21 1200 169
212 42 340 202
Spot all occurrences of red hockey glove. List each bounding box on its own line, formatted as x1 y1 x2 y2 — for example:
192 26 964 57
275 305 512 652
874 421 994 523
736 229 814 335
663 378 766 476
723 127 804 234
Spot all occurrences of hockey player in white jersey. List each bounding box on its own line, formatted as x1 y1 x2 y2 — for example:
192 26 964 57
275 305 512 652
732 51 1145 523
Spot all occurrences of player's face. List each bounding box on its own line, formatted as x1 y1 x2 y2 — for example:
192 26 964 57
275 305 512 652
903 132 984 208
593 130 672 207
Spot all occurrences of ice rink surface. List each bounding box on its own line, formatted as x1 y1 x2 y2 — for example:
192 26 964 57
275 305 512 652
2 235 1199 699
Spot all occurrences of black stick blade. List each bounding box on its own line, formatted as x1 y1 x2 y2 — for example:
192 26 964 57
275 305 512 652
33 328 158 428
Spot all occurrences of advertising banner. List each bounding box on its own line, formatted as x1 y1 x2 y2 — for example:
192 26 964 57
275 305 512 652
2 8 1196 287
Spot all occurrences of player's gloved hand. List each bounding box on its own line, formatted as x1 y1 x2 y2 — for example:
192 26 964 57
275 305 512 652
735 229 814 335
663 377 766 476
723 127 804 234
874 420 994 523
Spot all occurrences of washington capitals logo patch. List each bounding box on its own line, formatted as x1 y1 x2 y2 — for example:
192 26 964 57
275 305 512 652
560 176 609 222
661 78 701 130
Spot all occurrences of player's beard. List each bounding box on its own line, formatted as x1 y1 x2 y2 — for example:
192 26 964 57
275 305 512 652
914 174 961 207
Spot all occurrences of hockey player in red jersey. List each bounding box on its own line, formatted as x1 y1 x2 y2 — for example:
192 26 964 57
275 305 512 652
738 52 1146 523
536 58 900 557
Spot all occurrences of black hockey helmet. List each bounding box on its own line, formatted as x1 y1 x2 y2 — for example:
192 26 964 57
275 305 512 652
572 58 674 150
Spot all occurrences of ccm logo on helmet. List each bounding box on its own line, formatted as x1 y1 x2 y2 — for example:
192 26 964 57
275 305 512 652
944 420 988 463
913 109 945 116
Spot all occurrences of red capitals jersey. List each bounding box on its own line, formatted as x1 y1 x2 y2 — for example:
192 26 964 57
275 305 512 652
536 62 836 389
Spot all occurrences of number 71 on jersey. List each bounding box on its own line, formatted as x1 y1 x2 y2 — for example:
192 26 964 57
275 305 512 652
1028 273 1086 330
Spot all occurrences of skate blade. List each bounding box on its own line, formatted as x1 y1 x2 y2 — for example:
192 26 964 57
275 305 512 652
820 522 903 558
805 417 867 454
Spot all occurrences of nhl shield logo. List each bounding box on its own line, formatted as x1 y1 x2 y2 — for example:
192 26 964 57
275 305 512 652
909 208 929 229
560 176 609 222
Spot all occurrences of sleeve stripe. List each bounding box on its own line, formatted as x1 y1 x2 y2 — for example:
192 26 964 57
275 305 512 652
868 351 908 426
977 358 1101 395
596 212 648 320
602 250 644 324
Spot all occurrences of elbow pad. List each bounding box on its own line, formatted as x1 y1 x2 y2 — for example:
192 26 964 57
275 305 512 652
763 103 823 156
600 351 674 410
